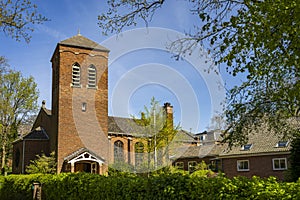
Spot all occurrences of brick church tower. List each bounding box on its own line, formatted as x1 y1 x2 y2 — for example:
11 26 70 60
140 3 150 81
51 33 109 173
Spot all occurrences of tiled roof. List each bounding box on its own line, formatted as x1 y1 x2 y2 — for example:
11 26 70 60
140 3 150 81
219 129 291 157
173 130 197 143
59 34 109 52
171 143 222 159
108 116 144 136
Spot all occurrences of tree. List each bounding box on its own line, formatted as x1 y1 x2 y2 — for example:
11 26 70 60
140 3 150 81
98 0 300 143
132 97 178 171
0 0 48 42
99 1 300 178
0 69 39 174
26 152 56 174
288 136 300 181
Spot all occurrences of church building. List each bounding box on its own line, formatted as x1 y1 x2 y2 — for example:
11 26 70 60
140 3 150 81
12 34 177 174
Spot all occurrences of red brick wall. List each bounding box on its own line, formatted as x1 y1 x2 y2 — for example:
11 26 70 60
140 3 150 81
51 45 109 173
222 154 290 180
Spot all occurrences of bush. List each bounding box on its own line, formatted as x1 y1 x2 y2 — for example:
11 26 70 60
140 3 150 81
0 173 300 200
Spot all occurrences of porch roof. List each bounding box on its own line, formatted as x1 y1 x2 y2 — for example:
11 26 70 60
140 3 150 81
64 148 105 164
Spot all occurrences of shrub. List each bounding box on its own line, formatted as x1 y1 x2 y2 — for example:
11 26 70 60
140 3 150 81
0 173 300 200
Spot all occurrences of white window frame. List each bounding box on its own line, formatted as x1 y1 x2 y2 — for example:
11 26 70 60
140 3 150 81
237 160 249 171
276 141 288 148
175 162 184 170
188 161 197 173
272 158 287 170
241 144 253 151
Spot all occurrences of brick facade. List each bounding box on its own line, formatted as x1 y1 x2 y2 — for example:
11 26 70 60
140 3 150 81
221 153 290 180
51 38 109 173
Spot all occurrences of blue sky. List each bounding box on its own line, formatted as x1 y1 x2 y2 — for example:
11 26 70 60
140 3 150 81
0 0 243 133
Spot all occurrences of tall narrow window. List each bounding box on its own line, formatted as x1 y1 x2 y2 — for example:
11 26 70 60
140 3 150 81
88 65 96 88
135 142 144 167
114 140 124 163
72 63 81 87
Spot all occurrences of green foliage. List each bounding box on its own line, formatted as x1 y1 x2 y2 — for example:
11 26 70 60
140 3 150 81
131 97 179 172
1 173 300 200
0 69 39 174
287 136 300 181
0 0 48 42
190 161 215 178
26 152 56 174
99 0 300 158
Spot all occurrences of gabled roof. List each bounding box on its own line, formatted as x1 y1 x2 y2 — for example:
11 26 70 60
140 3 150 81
173 129 197 143
42 107 51 116
64 147 105 163
59 34 109 52
13 127 49 143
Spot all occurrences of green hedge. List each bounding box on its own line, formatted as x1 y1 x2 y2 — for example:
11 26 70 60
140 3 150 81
0 173 299 200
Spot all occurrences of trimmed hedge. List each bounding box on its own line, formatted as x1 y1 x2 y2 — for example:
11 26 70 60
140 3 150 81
0 173 299 200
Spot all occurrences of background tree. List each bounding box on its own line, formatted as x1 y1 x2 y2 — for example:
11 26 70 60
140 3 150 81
26 152 56 174
98 0 300 140
0 69 38 174
133 97 178 171
99 1 300 179
0 0 48 42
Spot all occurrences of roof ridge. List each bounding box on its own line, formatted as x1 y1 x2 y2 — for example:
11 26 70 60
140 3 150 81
59 34 109 52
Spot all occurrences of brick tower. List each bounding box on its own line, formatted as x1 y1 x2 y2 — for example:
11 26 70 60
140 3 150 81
50 33 109 173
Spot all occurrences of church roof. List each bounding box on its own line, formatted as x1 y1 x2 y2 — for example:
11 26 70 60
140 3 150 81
108 116 150 136
13 126 49 143
59 34 109 52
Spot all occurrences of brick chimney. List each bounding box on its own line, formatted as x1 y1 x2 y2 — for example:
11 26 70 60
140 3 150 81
163 102 173 129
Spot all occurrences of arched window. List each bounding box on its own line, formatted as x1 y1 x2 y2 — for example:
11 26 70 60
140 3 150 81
114 140 124 163
72 63 81 87
135 142 144 167
88 65 96 88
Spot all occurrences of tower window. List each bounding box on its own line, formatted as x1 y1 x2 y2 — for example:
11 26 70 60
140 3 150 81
82 102 87 112
88 65 97 88
72 63 81 87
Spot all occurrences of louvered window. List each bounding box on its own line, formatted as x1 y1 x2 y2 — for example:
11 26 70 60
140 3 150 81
88 65 96 88
72 63 81 87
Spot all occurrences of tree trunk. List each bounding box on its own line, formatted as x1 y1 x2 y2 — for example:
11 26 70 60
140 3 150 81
1 142 6 175
1 125 7 175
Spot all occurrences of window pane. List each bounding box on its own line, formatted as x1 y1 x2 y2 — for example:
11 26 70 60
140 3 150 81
237 160 249 171
274 160 280 169
114 141 124 163
280 159 286 169
175 162 184 170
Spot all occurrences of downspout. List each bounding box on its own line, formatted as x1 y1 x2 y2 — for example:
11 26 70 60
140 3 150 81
22 140 25 174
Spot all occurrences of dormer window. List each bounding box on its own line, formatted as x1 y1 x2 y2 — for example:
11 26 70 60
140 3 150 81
88 65 96 88
276 141 288 148
72 63 81 87
241 144 253 151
